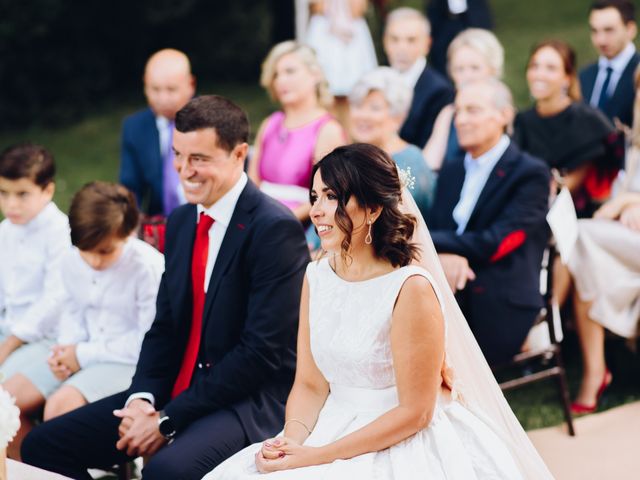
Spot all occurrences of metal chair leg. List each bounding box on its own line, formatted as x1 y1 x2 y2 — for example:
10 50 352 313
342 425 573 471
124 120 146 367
554 352 575 436
116 462 133 480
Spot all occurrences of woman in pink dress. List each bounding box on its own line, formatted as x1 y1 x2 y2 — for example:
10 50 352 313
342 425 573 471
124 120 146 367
250 41 346 223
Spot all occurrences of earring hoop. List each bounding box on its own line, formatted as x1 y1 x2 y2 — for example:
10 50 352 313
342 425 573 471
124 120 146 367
365 220 373 245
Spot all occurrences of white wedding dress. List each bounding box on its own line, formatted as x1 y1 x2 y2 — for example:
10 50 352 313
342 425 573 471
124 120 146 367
203 258 523 479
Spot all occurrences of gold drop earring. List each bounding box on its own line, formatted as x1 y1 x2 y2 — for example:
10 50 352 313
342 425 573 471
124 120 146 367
365 219 373 245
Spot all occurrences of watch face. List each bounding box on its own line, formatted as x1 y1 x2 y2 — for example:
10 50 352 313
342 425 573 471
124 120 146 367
159 415 176 438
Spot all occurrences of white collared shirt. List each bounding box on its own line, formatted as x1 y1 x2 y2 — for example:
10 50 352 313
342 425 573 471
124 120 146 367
589 42 637 106
56 237 164 368
448 0 468 14
398 57 427 90
0 202 70 342
453 135 510 234
197 172 248 292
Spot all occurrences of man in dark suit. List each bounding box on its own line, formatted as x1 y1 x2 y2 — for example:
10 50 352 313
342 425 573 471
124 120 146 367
22 96 310 479
426 0 494 76
580 0 639 128
120 48 196 216
428 79 550 364
384 7 454 149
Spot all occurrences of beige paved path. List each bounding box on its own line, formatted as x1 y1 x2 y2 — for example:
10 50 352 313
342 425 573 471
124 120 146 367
528 401 640 480
7 458 70 479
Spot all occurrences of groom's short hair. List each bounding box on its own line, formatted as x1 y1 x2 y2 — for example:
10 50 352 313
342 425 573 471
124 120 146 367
175 95 249 153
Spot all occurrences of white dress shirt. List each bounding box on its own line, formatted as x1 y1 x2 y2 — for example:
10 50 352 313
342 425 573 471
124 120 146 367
125 172 247 408
0 202 70 342
56 237 164 368
589 42 637 107
453 135 510 234
399 57 427 90
197 172 248 292
448 0 468 14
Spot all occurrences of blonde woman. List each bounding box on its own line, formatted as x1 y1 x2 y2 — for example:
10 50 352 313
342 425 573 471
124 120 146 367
250 41 345 222
423 28 504 171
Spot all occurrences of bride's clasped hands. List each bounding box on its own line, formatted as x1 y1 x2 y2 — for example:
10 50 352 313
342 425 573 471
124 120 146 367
255 436 322 473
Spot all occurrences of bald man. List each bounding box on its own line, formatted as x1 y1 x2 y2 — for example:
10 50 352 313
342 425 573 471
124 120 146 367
120 49 196 216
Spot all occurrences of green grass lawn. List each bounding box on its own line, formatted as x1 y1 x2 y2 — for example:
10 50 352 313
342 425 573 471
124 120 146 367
1 1 639 430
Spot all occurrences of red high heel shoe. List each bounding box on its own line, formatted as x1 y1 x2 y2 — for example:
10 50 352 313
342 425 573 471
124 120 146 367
571 369 612 414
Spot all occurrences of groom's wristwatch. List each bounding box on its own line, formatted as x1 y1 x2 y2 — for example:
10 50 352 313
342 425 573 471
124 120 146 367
158 410 176 440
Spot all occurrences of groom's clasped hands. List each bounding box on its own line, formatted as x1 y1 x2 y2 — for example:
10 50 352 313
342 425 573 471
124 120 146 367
255 436 322 473
112 399 167 457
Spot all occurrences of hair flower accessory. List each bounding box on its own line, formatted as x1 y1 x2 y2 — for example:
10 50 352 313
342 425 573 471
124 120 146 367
397 166 416 191
0 384 20 450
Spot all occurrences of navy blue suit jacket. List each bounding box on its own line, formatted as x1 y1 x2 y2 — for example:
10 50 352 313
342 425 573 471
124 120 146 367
119 107 164 215
129 180 310 443
400 65 454 148
428 142 550 361
427 0 493 75
579 53 640 127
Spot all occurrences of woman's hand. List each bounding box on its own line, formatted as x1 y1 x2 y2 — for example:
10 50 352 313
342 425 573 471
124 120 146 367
594 197 624 220
259 437 286 461
255 437 323 473
620 204 640 231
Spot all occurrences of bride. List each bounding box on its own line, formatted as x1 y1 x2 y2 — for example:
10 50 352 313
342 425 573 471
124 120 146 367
203 143 552 479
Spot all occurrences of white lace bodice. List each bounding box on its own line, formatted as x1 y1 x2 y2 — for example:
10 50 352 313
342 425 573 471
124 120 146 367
306 257 442 389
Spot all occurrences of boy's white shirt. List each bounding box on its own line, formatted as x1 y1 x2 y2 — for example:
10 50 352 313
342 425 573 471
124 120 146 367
0 201 70 342
56 237 165 368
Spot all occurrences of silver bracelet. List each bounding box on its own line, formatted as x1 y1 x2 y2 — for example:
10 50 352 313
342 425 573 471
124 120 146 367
283 418 312 435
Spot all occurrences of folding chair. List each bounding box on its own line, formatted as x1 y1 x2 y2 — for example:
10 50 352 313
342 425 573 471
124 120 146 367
491 243 575 436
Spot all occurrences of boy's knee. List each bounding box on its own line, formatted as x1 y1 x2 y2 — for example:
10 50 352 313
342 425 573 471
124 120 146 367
43 387 86 421
43 391 71 421
43 396 63 421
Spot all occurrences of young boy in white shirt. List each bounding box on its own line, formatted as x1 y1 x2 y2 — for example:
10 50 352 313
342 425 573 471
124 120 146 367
3 181 164 459
0 143 70 373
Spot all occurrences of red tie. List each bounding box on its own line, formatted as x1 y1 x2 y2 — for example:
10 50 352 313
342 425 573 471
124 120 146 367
172 212 215 398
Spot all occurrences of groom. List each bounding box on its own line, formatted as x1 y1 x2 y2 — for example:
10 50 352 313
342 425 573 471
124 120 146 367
22 96 310 479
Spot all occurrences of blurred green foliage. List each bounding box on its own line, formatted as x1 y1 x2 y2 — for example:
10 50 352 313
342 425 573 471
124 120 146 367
0 0 272 129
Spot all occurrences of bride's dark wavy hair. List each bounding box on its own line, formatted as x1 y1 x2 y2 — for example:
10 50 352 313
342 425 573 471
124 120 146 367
311 143 418 267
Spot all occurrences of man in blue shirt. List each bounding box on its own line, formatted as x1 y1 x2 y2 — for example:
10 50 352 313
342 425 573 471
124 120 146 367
428 79 550 363
120 49 196 216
